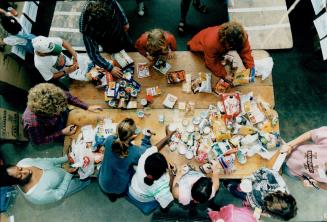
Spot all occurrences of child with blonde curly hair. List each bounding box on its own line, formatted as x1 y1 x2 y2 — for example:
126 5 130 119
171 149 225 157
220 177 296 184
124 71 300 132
135 28 177 61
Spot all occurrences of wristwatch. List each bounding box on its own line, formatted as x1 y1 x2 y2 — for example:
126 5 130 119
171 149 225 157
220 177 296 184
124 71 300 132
63 69 67 76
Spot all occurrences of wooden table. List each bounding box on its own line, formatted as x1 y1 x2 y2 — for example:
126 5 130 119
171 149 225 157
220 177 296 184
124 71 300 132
64 51 279 179
228 0 293 49
70 51 275 108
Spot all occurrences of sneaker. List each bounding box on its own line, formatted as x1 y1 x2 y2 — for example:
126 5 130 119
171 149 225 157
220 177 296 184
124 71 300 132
138 2 144 16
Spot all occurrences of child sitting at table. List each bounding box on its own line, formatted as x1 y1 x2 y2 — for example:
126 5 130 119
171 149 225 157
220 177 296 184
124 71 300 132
98 118 152 202
127 128 175 214
171 162 220 215
135 28 177 61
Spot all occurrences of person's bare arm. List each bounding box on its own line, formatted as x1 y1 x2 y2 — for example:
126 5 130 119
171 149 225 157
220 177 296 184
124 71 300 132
62 40 78 65
281 131 311 155
52 65 78 80
171 167 186 199
155 126 175 151
210 161 220 193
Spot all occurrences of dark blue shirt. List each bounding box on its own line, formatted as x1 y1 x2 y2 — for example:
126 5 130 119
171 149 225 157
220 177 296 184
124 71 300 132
98 135 151 194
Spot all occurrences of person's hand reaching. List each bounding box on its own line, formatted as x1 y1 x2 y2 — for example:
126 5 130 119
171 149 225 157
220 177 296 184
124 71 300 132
62 124 77 136
87 105 103 112
111 66 123 79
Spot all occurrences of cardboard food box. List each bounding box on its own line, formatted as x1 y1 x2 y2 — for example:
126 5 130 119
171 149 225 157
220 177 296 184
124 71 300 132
0 108 28 141
0 108 18 140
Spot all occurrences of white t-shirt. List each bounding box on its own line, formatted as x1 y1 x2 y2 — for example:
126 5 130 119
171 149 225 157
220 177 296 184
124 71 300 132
178 171 215 205
34 37 91 81
128 146 174 208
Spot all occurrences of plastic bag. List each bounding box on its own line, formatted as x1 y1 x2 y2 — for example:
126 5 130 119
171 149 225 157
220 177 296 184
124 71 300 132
222 93 241 119
213 78 231 94
191 72 212 93
70 138 95 179
232 68 255 86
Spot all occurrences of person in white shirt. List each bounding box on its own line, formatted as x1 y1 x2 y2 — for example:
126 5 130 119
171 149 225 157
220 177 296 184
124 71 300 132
127 128 175 215
32 36 92 86
171 161 220 215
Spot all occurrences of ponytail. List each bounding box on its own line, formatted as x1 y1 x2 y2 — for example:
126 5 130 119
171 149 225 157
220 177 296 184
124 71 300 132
112 140 129 157
144 175 154 186
112 118 136 158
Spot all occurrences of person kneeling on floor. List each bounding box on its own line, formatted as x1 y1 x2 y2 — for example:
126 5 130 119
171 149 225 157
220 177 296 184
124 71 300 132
0 155 90 205
22 83 102 145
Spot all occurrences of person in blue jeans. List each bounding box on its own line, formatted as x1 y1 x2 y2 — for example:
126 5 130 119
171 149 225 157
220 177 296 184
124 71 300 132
0 155 90 205
0 8 35 54
98 118 153 202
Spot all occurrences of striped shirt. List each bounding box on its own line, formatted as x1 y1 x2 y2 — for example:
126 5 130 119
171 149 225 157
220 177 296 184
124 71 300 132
79 0 128 72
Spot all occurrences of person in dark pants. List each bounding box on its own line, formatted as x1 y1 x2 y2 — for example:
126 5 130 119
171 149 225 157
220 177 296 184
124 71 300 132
79 0 132 79
178 0 208 34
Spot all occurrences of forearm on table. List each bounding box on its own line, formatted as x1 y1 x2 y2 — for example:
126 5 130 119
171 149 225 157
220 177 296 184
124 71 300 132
211 171 220 192
65 92 88 110
155 135 170 151
52 70 66 80
83 35 113 71
205 55 227 77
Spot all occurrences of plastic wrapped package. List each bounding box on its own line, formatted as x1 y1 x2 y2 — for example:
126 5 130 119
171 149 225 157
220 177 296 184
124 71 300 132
81 125 96 143
191 72 212 93
222 93 241 119
232 68 255 86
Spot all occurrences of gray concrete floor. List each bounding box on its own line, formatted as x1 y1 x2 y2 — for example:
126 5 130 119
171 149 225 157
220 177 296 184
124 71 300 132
1 0 327 221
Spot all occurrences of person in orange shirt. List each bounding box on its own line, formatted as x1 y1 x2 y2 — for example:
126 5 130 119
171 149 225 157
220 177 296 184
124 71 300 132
187 22 254 78
135 29 177 61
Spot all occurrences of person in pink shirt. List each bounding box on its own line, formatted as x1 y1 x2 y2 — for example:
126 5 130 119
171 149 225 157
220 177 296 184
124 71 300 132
281 126 327 190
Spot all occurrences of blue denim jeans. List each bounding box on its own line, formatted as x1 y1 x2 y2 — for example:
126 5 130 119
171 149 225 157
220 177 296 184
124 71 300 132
64 177 91 198
126 190 159 215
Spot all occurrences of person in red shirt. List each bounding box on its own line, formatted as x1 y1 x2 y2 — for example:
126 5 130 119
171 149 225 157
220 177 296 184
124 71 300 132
187 22 254 78
135 29 177 61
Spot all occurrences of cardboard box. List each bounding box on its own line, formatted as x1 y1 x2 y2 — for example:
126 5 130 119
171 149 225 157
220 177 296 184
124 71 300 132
0 108 28 141
0 108 17 140
0 213 9 222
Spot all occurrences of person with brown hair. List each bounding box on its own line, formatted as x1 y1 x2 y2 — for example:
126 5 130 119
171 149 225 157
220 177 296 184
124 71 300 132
224 168 297 221
135 28 177 61
187 21 254 78
98 119 174 203
0 155 90 205
79 0 131 79
22 83 102 145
